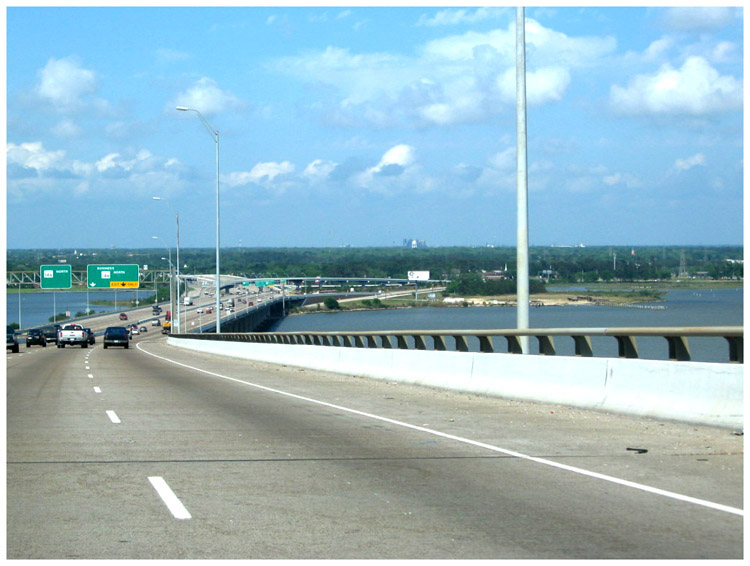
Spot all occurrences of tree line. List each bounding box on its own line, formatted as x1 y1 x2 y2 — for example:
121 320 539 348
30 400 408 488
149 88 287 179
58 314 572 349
7 245 743 284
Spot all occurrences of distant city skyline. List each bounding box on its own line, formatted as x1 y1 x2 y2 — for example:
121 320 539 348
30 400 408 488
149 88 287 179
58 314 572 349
6 6 743 249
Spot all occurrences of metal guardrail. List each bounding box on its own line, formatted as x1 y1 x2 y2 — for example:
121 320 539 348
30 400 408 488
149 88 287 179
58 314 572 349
174 326 743 363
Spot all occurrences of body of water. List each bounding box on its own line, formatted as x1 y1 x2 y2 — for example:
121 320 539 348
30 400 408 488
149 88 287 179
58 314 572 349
7 289 156 329
272 288 743 363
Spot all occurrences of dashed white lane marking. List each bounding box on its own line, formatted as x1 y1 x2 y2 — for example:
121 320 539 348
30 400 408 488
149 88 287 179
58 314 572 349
106 410 121 424
93 387 102 393
138 342 744 517
148 476 192 520
87 374 94 379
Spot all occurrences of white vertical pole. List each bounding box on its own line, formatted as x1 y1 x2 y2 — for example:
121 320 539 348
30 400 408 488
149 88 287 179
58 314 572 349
215 130 221 333
516 6 530 354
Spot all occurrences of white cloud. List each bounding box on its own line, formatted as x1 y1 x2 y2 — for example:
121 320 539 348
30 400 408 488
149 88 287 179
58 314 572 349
417 7 506 27
35 56 98 112
661 7 737 32
610 56 742 115
355 144 417 192
7 142 66 172
303 159 338 183
7 141 186 199
174 77 242 115
673 153 707 172
223 161 296 188
51 119 82 138
272 18 616 127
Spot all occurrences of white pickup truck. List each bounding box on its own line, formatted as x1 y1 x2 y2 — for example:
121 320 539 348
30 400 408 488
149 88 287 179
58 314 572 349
57 324 89 348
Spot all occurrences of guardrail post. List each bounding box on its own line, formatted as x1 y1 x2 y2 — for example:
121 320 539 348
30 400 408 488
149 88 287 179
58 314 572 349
380 336 392 348
478 336 494 353
506 335 523 354
366 335 378 348
666 336 691 361
432 335 447 351
354 336 365 348
453 335 469 352
615 335 639 359
396 336 409 349
572 335 593 357
413 335 427 350
536 335 555 355
726 336 743 363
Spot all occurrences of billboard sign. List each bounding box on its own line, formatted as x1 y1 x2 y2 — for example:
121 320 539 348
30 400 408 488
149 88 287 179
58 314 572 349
408 270 430 281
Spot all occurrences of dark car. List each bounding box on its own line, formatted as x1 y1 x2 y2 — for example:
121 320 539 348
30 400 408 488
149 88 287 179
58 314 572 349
26 328 47 348
85 328 95 345
41 325 60 345
7 326 20 353
103 327 129 349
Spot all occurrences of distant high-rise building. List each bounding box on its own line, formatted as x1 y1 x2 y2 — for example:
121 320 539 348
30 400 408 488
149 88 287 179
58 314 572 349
403 239 427 249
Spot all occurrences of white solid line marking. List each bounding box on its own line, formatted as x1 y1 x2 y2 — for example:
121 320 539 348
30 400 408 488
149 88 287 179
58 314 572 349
106 410 121 424
137 343 744 517
148 476 192 519
94 387 102 393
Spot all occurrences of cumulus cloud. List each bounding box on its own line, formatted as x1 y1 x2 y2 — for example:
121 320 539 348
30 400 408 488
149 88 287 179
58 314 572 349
303 159 338 183
7 141 185 199
223 161 296 188
609 56 742 115
7 142 66 174
35 56 100 113
173 77 243 115
355 144 417 192
271 17 616 127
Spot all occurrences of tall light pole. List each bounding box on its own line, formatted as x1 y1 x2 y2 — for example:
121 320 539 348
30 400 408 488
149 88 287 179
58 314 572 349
176 106 221 332
516 6 530 354
152 236 175 332
153 196 181 334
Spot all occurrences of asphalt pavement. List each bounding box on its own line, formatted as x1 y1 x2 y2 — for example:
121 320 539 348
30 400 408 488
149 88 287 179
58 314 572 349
6 331 744 559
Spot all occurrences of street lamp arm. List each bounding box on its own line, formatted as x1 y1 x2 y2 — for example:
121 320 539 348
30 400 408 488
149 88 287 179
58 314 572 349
176 106 218 140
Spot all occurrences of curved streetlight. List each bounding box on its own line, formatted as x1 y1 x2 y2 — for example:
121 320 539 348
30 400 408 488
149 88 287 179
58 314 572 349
153 196 181 333
176 105 221 332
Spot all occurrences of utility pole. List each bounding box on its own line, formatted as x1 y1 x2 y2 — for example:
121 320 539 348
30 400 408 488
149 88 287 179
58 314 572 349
516 6 530 353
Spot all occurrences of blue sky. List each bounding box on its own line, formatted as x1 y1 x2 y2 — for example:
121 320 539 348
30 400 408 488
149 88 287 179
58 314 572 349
6 5 744 249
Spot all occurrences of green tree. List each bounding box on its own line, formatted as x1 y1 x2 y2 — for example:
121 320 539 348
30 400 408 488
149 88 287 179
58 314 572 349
323 297 340 310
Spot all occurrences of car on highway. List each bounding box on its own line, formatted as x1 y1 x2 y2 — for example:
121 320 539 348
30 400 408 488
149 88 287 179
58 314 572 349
41 325 60 345
151 319 161 326
139 326 148 333
131 326 140 335
85 328 95 345
7 326 20 353
119 313 128 321
103 327 129 349
25 328 47 348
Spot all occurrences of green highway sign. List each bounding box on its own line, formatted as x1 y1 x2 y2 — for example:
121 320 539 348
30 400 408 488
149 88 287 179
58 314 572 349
255 279 275 287
87 264 140 289
40 265 72 289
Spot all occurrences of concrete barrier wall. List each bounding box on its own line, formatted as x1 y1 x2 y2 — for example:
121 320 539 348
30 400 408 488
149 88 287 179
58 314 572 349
169 337 744 429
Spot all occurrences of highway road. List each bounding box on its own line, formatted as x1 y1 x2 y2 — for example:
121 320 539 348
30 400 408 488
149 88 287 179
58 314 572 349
7 330 743 559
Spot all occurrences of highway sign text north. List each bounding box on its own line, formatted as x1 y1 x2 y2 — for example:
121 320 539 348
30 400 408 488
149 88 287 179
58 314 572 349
40 264 72 289
87 264 140 288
